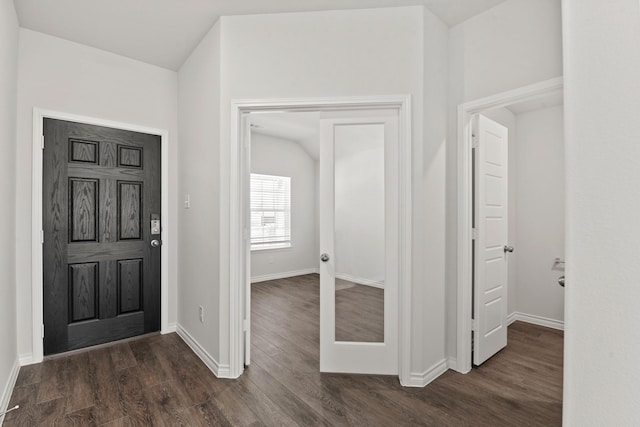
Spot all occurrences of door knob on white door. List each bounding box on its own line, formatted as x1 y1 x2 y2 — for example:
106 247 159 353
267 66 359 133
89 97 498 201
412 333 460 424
503 245 514 253
320 253 330 262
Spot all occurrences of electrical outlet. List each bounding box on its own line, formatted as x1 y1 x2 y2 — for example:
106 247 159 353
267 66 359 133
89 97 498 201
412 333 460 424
184 193 191 209
199 305 204 323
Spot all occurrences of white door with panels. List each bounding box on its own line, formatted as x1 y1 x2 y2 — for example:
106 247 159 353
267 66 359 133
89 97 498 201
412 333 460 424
473 114 512 366
319 110 399 374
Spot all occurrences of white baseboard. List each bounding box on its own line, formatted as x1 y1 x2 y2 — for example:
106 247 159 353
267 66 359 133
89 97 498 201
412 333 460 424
163 322 177 334
405 359 448 387
0 358 20 424
508 311 564 331
251 268 318 283
176 324 231 378
335 273 384 289
18 353 34 366
446 357 457 371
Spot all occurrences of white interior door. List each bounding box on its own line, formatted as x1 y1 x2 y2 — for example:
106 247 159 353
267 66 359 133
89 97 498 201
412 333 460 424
319 110 398 374
473 114 510 365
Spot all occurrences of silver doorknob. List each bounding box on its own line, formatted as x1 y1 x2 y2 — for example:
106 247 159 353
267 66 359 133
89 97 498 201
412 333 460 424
151 239 162 248
320 253 330 262
504 245 514 253
558 276 565 287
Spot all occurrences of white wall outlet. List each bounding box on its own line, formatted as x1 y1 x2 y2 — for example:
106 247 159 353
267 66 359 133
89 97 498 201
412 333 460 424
199 305 204 323
184 193 191 209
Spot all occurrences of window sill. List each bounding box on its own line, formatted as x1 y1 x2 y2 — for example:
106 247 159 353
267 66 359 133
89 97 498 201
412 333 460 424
251 243 292 252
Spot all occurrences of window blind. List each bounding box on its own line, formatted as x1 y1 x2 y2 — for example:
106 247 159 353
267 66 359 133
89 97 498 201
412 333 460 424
250 173 291 249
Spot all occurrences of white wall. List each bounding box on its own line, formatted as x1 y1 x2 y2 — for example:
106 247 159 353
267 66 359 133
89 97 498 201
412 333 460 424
0 0 19 415
250 132 317 280
449 0 563 102
515 105 564 324
216 6 449 378
334 126 385 285
16 29 179 361
446 0 563 359
419 8 449 374
177 22 222 364
481 108 518 315
563 0 640 424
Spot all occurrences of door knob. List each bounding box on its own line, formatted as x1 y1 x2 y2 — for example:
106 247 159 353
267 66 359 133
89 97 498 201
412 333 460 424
151 239 162 248
504 245 514 253
320 253 330 262
558 276 565 287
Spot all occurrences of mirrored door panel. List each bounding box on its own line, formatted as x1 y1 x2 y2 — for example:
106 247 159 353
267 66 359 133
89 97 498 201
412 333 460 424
319 110 398 375
333 123 385 343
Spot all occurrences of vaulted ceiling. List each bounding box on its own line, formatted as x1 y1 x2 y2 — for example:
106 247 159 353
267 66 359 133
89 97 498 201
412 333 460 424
13 0 507 70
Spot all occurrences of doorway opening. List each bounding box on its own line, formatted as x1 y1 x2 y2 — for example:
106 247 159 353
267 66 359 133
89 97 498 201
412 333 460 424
228 96 412 384
456 78 566 372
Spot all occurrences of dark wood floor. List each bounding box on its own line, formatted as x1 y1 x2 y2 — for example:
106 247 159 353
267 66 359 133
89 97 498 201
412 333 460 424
334 278 384 342
4 274 563 426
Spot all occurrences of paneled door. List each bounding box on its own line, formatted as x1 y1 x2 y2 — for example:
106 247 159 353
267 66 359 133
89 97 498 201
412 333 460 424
319 111 399 374
473 114 510 365
43 118 161 355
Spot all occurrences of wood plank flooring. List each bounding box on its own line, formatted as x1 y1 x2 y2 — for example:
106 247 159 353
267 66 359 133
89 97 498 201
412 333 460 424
334 278 384 342
4 274 562 426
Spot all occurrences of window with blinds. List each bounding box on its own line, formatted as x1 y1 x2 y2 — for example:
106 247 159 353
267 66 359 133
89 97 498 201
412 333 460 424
250 173 291 250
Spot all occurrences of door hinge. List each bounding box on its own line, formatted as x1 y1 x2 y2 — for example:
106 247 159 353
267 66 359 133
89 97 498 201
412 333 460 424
472 134 478 149
472 228 477 240
243 228 250 241
243 319 249 332
41 135 45 150
41 324 45 338
471 318 478 332
40 230 44 244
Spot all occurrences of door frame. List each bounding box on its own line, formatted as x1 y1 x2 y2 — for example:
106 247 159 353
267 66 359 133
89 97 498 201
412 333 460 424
228 95 412 384
455 77 563 373
31 108 171 364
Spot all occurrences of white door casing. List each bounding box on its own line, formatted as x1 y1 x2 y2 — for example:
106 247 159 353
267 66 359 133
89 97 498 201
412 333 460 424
473 114 509 365
319 111 399 374
231 95 412 383
456 78 563 373
242 115 252 366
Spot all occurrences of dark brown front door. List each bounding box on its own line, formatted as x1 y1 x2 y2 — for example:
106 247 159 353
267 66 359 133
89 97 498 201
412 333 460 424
43 118 161 355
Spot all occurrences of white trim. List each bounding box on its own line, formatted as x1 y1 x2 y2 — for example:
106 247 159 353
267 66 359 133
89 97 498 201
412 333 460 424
18 354 33 366
508 312 565 331
251 243 292 252
229 95 412 385
456 78 564 373
335 273 384 289
446 357 458 371
251 268 319 283
405 359 448 387
164 322 177 333
0 358 20 424
31 108 171 363
176 324 231 378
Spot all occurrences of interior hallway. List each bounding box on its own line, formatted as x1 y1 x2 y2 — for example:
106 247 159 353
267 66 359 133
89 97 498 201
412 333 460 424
4 274 562 426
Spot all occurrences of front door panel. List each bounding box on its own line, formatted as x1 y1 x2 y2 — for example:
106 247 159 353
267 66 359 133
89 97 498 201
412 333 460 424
43 118 161 355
